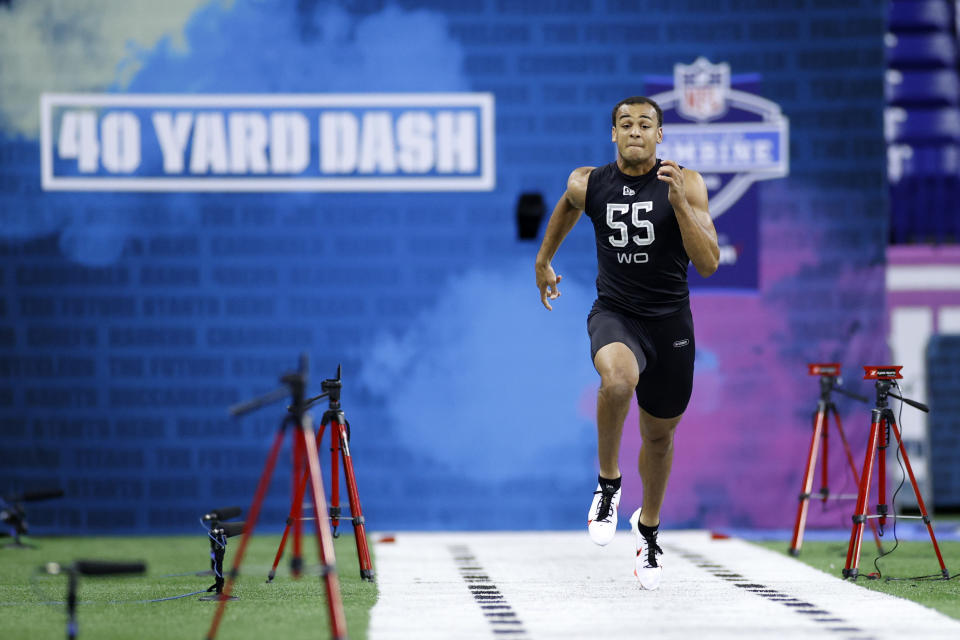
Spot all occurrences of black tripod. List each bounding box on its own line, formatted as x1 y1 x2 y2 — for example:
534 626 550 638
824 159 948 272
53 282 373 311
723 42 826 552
199 519 245 601
843 366 949 579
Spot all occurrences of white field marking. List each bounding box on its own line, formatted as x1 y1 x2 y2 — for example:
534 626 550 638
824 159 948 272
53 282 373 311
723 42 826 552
369 531 960 639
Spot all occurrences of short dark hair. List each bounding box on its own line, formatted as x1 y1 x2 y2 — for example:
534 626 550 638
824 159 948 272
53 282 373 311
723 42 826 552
611 96 663 127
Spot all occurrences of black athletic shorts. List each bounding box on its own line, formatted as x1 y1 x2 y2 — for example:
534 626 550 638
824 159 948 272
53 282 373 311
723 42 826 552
586 302 695 419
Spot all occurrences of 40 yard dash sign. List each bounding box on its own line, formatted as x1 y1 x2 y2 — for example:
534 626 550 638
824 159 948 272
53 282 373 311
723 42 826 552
40 93 495 192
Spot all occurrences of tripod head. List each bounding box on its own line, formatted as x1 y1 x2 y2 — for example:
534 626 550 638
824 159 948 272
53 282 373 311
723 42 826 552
280 353 310 416
808 363 869 404
304 364 343 411
228 354 310 418
863 366 929 413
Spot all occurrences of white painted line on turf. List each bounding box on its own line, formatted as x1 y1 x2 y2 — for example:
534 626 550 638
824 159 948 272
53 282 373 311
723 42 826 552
369 531 960 640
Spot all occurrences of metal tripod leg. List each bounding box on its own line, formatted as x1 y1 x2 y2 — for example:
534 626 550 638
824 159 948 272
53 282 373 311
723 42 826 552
843 412 881 578
267 424 324 582
328 417 341 536
831 406 883 554
291 424 305 577
323 409 375 581
333 417 374 580
299 414 349 639
789 403 827 556
889 416 948 576
267 464 310 583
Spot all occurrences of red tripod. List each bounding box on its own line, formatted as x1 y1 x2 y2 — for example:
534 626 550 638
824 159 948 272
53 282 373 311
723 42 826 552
842 366 949 580
790 363 882 556
205 356 348 640
268 366 374 583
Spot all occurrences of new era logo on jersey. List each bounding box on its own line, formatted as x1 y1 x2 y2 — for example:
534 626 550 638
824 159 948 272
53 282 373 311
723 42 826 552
623 186 635 196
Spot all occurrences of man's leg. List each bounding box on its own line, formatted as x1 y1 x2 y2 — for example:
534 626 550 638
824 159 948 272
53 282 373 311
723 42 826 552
628 408 681 589
593 342 640 479
636 408 682 528
586 341 639 545
628 308 693 588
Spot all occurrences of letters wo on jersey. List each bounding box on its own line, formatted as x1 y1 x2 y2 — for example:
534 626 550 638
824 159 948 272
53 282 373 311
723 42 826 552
39 93 495 192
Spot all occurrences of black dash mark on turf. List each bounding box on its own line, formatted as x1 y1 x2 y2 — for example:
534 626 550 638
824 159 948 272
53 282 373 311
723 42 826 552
449 545 528 637
669 546 875 640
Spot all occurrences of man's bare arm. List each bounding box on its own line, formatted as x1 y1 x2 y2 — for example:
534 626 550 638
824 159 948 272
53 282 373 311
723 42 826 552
658 161 719 277
535 167 593 310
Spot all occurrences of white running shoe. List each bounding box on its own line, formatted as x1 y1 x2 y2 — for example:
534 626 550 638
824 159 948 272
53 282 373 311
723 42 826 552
587 483 621 545
629 507 663 590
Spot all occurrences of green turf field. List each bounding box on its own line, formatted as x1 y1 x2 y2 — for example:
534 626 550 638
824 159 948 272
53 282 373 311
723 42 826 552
8 530 958 639
755 538 960 620
0 533 378 640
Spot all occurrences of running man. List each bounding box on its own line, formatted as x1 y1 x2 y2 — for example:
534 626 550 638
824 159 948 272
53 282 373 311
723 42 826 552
534 96 719 590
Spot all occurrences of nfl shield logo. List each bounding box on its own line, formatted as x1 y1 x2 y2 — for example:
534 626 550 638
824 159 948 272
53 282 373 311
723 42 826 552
675 57 730 122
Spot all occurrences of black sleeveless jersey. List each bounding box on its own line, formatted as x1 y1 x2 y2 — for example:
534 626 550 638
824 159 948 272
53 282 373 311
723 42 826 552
584 160 690 318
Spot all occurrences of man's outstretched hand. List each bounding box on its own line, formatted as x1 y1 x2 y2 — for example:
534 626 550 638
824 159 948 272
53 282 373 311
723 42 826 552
536 264 563 311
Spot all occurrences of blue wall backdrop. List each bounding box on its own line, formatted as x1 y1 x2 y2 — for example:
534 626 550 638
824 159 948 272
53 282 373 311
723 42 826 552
0 0 887 534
